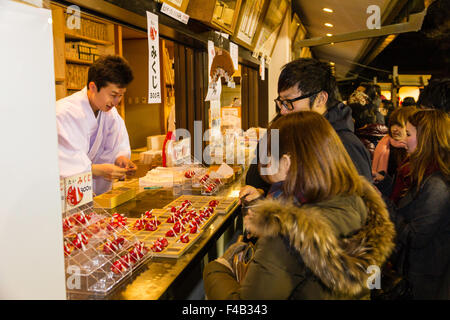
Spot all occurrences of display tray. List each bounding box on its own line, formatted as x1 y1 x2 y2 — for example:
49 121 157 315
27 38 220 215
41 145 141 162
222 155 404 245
124 196 238 258
163 195 238 215
128 199 218 258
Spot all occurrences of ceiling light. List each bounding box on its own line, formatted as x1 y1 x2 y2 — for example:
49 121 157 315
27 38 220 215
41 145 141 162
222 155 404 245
324 23 334 27
326 33 333 37
323 8 333 13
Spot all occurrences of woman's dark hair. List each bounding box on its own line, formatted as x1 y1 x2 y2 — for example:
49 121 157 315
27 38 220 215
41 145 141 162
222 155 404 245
349 102 376 129
402 97 416 107
358 83 381 102
388 106 417 136
382 100 395 112
417 78 450 113
278 58 340 109
381 100 395 123
87 55 134 91
407 109 449 192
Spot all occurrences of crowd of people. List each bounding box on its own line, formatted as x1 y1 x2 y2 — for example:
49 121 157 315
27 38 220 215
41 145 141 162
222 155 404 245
203 58 450 300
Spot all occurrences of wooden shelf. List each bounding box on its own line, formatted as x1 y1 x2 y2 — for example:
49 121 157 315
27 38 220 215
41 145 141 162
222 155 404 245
65 31 113 46
66 57 93 65
67 86 83 91
51 3 117 101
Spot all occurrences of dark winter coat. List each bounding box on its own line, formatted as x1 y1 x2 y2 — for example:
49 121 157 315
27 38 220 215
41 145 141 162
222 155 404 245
392 171 450 299
204 179 396 300
325 103 372 180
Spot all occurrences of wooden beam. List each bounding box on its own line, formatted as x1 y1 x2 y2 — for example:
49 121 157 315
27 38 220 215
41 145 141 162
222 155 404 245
53 0 261 66
293 10 427 50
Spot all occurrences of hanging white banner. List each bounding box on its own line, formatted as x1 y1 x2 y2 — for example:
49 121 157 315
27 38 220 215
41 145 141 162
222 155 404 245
207 40 215 83
205 40 221 101
147 11 161 104
230 41 239 71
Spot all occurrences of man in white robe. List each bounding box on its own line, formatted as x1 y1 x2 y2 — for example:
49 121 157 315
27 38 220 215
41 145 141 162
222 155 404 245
56 55 136 195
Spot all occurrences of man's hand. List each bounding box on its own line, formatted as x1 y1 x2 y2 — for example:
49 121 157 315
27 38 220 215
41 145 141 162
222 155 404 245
115 156 137 176
239 185 264 205
92 164 128 181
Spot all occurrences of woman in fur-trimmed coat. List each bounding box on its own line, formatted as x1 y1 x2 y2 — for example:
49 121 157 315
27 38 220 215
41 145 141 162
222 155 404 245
204 112 395 300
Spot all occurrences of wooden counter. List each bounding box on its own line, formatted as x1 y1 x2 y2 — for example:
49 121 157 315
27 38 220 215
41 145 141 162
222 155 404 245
69 174 244 300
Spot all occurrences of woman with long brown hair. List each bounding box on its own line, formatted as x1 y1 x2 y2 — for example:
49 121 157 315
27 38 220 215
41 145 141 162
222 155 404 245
203 111 395 299
392 109 450 299
372 106 417 181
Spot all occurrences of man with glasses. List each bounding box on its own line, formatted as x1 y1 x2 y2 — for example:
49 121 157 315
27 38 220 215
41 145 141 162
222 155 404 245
241 58 372 202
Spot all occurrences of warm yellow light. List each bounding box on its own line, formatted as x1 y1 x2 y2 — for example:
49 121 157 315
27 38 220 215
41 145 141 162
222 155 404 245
229 190 240 198
399 86 420 101
326 33 333 37
381 91 392 100
330 62 335 66
324 23 334 27
323 8 333 13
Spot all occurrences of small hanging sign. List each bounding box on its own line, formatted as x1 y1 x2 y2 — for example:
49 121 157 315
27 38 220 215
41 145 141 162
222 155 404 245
208 40 215 83
147 11 162 104
259 56 265 81
229 41 239 71
205 80 222 102
160 2 189 24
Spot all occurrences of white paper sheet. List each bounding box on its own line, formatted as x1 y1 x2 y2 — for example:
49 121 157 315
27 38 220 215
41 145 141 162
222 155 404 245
0 0 66 299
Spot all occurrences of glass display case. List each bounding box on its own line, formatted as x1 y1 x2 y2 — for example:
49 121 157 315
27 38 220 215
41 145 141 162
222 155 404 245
63 202 151 298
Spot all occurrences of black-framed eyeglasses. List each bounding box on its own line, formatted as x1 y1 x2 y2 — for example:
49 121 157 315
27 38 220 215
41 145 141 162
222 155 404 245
274 90 322 111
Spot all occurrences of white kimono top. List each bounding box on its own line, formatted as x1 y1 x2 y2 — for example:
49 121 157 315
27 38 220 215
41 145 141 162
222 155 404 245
56 88 131 195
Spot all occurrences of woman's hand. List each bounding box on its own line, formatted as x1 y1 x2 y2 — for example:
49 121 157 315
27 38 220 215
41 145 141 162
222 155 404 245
239 185 264 204
373 171 385 182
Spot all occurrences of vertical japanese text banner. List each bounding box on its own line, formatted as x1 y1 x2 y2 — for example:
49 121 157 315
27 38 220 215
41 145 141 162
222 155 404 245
147 11 161 104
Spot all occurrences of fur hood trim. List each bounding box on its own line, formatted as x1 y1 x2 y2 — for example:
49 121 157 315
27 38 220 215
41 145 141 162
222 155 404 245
245 179 395 295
